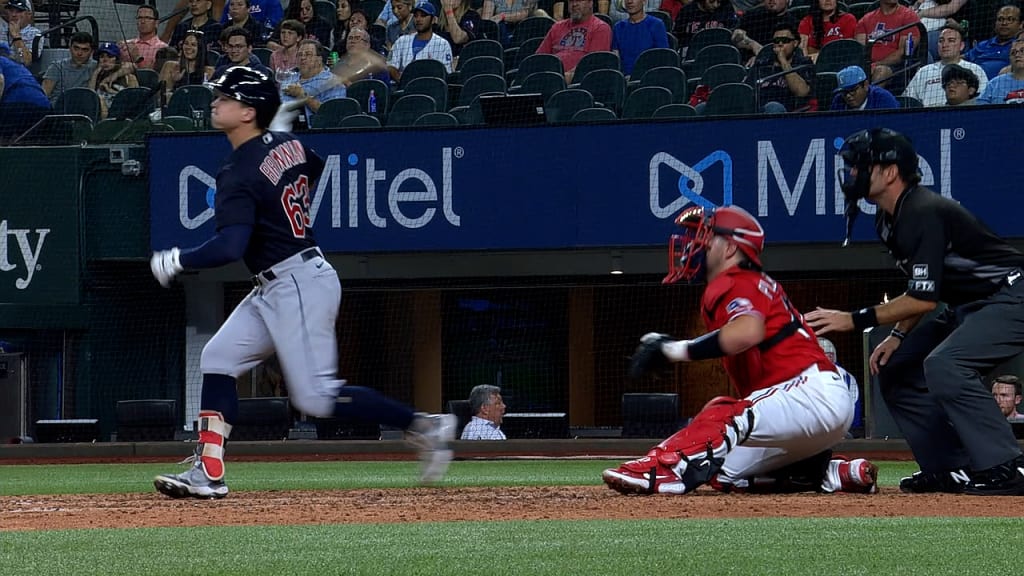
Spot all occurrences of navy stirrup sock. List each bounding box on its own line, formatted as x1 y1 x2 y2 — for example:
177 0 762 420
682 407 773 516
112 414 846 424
333 385 416 430
200 373 239 424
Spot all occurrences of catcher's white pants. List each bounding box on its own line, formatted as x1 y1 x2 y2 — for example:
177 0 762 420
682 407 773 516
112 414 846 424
718 364 854 481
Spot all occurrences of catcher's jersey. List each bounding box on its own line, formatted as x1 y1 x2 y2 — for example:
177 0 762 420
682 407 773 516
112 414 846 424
214 131 325 273
701 266 834 397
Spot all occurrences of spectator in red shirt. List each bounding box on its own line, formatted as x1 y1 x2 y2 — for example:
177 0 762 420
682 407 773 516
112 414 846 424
536 0 612 82
798 0 856 61
854 0 920 84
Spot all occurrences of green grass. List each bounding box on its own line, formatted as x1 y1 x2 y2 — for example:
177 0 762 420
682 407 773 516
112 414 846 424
3 518 1023 575
3 460 1016 575
0 459 922 496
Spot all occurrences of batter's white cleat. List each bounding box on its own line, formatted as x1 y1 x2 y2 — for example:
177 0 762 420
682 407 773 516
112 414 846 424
154 456 229 499
407 413 457 484
603 456 687 495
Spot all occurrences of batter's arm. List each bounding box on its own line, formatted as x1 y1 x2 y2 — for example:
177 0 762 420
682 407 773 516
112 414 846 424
178 224 253 269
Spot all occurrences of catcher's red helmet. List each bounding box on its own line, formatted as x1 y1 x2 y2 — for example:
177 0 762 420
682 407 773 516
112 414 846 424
663 205 765 284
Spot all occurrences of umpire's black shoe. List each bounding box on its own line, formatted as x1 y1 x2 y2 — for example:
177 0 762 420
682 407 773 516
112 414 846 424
965 457 1024 496
898 469 970 493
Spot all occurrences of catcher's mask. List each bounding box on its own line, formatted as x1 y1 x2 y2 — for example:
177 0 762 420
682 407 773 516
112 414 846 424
837 128 918 245
663 205 765 284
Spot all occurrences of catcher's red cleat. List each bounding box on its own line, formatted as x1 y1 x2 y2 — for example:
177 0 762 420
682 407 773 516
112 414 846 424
829 455 878 494
602 455 687 495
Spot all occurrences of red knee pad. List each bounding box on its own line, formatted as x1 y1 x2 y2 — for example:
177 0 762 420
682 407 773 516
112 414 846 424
654 396 753 462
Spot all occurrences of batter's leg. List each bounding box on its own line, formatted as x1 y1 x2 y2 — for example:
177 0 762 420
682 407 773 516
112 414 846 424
258 264 456 483
155 292 276 499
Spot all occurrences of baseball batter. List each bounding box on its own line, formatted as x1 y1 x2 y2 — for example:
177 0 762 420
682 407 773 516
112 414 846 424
604 206 877 495
150 66 455 499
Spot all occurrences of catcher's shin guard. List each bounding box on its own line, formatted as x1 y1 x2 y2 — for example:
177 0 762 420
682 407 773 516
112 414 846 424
603 397 753 495
197 410 232 481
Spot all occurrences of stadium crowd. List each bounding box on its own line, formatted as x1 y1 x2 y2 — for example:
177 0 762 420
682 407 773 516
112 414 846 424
1 0 1023 141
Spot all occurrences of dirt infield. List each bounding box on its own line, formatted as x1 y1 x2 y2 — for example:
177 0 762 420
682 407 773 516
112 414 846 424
3 486 1020 531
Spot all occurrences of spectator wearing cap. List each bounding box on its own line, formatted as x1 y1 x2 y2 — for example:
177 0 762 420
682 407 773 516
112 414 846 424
942 63 980 105
901 25 987 107
536 0 612 83
89 42 139 118
387 2 453 82
120 5 168 70
1 0 42 66
829 64 899 110
976 36 1024 104
42 30 97 104
613 0 669 76
0 44 50 142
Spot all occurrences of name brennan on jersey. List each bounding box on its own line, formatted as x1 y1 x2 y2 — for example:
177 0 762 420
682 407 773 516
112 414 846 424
259 139 308 186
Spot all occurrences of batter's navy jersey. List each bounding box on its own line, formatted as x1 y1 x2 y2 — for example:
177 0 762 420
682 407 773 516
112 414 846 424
215 131 325 273
875 186 1024 306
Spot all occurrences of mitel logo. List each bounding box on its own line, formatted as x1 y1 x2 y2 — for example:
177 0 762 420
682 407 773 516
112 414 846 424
177 147 462 231
649 129 956 220
0 220 49 290
315 147 461 229
648 150 734 218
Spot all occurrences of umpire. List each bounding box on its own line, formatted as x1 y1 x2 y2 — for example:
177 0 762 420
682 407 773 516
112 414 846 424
806 127 1024 496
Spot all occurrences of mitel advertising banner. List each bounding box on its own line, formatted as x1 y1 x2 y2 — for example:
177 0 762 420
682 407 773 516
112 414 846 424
150 107 1022 253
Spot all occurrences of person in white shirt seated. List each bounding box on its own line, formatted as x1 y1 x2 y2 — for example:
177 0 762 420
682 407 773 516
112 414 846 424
460 384 507 440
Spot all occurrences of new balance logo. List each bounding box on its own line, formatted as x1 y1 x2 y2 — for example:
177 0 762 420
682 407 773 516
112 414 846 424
1007 271 1021 286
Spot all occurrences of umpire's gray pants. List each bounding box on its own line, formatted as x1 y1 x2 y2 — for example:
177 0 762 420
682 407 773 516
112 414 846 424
878 279 1024 472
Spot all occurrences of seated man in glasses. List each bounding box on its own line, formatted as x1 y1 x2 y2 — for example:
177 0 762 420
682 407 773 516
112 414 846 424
746 22 815 113
829 64 898 110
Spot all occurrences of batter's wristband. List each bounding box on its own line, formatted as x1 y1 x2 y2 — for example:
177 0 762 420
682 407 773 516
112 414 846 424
850 307 879 332
686 330 726 361
889 328 907 341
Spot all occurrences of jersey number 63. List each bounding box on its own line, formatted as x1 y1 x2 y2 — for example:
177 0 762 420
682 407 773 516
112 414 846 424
281 175 312 238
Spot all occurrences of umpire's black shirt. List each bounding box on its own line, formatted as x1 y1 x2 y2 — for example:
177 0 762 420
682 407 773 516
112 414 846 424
875 186 1024 307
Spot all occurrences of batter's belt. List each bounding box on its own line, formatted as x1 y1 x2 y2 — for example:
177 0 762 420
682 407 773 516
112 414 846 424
251 247 323 287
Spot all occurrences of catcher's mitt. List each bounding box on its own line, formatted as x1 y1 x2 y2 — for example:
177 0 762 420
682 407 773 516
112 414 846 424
628 333 676 378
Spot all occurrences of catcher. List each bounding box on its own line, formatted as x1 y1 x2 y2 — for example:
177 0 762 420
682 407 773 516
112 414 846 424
603 205 877 495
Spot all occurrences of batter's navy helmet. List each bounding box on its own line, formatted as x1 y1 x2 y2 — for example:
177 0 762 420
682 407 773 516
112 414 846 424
207 66 281 129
